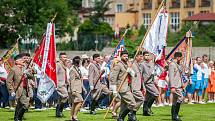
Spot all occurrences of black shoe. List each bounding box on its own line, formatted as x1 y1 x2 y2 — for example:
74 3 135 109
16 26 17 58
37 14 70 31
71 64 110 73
72 117 80 121
148 108 154 114
90 111 96 115
128 111 137 121
90 100 97 115
117 108 130 121
14 119 21 121
143 111 151 116
172 116 182 121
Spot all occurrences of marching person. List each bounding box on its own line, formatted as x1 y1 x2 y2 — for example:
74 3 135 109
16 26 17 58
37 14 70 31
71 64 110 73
130 51 144 112
88 54 111 115
111 50 137 121
142 51 159 116
56 52 69 117
69 56 86 121
109 60 121 118
168 52 184 121
6 54 34 121
21 53 36 108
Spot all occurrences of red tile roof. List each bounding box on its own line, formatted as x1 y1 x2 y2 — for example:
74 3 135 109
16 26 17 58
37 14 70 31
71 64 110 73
184 13 215 21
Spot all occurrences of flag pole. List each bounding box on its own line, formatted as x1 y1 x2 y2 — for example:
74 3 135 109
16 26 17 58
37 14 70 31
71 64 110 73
104 0 166 119
81 29 128 108
15 14 58 93
166 21 198 60
108 29 128 61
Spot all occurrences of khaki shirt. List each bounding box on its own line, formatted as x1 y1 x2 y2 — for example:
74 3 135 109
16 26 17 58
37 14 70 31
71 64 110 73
142 61 155 84
6 65 33 98
56 61 68 98
168 61 183 88
111 61 130 93
69 65 84 93
88 63 101 89
131 61 144 91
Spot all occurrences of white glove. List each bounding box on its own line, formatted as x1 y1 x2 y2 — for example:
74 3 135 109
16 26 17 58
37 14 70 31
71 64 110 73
126 68 136 77
11 92 16 97
110 85 117 92
90 85 94 90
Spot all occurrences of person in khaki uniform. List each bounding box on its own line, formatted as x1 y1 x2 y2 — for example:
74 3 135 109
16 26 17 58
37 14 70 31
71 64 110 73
130 52 144 112
56 52 69 117
21 53 36 108
142 51 159 116
69 56 86 121
6 54 34 121
168 52 184 121
111 50 137 121
109 60 121 119
88 54 111 115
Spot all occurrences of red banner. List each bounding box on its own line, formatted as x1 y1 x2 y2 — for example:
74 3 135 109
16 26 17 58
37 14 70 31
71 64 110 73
33 23 57 102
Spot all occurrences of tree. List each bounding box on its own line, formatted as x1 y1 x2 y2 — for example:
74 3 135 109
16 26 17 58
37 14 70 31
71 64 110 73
89 0 112 25
0 0 79 48
78 19 113 50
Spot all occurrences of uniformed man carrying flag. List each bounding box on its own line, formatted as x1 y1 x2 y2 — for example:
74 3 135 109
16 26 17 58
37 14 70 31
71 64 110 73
111 50 138 121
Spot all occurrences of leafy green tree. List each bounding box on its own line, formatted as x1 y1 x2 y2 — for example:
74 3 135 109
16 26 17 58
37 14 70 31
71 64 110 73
89 0 112 25
78 19 113 50
0 0 78 48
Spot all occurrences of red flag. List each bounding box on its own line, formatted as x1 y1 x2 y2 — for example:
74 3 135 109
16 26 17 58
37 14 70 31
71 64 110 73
33 23 57 102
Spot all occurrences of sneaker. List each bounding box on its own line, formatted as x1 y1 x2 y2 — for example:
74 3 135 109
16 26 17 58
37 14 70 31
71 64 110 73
35 108 43 111
168 103 172 106
207 100 213 103
9 107 15 110
50 107 56 110
65 107 71 111
80 108 88 112
188 102 194 104
199 101 206 104
158 104 164 107
4 106 10 109
164 102 169 106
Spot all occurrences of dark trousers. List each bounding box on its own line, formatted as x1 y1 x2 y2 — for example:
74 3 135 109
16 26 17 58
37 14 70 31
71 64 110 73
83 79 91 107
0 83 9 107
34 88 42 109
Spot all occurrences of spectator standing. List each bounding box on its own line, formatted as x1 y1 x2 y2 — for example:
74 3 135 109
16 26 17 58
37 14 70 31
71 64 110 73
0 57 9 108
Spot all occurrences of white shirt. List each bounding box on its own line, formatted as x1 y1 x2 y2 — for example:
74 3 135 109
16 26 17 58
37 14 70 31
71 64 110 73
194 63 204 80
0 64 8 79
79 66 88 80
101 62 110 78
203 62 209 78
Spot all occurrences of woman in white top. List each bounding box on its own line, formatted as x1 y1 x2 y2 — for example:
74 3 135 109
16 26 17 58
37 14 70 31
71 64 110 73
79 59 90 108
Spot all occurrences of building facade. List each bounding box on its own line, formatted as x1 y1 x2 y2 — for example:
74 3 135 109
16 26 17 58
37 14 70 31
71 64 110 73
80 0 215 32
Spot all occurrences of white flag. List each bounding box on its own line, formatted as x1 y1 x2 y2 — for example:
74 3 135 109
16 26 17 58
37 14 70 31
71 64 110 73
142 6 168 60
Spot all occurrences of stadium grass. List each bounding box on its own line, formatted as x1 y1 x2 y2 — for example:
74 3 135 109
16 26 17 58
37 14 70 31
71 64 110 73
0 103 215 121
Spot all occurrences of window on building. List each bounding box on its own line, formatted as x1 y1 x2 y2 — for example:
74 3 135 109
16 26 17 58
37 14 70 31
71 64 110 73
116 4 124 12
200 10 209 13
143 13 151 28
188 11 194 17
170 12 180 31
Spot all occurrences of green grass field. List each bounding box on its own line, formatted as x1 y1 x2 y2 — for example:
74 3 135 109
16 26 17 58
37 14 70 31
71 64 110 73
0 103 215 121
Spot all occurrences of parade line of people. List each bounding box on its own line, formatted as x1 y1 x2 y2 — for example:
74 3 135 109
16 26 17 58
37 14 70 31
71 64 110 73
0 51 215 121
